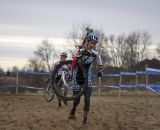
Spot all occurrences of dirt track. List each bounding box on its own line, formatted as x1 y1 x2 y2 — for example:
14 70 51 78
0 94 160 130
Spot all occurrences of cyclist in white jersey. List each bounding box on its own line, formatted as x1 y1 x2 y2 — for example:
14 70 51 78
54 52 70 106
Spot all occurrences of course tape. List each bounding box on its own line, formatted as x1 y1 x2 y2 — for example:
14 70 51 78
0 85 16 88
136 71 146 75
146 85 160 95
146 68 160 75
19 71 50 75
19 85 43 90
18 68 160 77
120 72 136 76
0 85 43 90
93 84 146 88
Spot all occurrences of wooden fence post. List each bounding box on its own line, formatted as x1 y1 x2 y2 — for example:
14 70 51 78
16 70 19 95
98 77 101 96
119 75 122 98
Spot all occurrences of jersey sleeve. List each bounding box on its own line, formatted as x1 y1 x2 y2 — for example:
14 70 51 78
53 61 60 70
97 53 103 66
92 50 103 66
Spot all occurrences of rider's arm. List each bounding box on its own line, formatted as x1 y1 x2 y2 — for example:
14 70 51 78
95 51 103 77
53 61 62 76
52 61 59 70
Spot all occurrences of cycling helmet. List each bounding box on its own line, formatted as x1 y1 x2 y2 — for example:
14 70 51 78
61 52 67 57
86 33 99 44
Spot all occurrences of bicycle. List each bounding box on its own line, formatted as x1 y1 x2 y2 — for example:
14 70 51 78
44 28 93 102
44 67 70 102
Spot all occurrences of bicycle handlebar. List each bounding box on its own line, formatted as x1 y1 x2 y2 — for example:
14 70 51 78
82 27 93 45
86 27 93 35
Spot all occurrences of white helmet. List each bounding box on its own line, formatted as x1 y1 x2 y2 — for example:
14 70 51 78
61 52 67 57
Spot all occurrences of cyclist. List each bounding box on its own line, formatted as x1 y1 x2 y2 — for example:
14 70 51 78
54 52 69 106
68 33 103 125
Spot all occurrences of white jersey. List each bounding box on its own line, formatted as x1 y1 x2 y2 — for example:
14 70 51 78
53 61 70 76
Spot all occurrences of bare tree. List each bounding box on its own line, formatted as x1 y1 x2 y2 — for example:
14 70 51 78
125 31 140 69
12 66 19 72
27 56 46 72
33 39 58 72
107 31 151 70
156 43 160 58
125 31 151 70
0 66 4 76
139 31 151 60
108 34 128 67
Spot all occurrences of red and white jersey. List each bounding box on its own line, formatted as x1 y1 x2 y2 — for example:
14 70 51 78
71 47 103 66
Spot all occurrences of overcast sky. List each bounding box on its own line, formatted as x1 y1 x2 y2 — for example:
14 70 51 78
0 0 160 70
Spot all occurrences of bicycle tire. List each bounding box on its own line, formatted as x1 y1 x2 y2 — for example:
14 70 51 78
44 80 55 102
51 60 88 101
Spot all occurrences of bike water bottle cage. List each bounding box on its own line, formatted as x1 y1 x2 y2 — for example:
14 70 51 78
86 33 99 44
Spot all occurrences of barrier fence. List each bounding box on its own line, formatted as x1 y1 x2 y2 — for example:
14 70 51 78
0 68 160 96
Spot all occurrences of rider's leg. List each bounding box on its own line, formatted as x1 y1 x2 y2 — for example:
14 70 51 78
69 67 80 119
57 81 63 107
68 91 81 120
83 86 92 111
63 85 68 105
83 81 92 124
70 91 81 114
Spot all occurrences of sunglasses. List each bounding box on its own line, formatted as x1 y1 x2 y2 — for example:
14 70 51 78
61 55 67 57
90 41 96 45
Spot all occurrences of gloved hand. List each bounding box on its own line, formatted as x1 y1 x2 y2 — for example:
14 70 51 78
81 50 91 56
97 72 103 77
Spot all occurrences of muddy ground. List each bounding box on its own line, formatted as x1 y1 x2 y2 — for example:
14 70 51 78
0 94 160 130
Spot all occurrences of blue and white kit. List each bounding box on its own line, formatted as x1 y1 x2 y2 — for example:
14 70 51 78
72 48 103 91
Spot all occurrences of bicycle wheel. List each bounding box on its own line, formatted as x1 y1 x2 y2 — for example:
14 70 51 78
44 79 55 102
51 60 88 101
